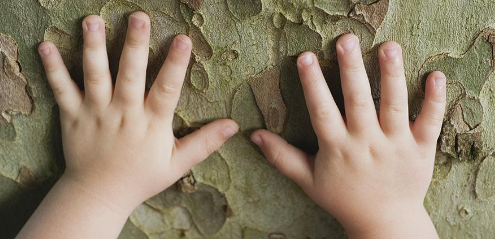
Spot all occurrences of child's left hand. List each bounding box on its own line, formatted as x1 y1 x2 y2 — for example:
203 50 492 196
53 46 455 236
18 12 238 239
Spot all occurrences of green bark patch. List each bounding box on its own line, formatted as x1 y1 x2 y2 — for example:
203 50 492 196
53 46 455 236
421 29 495 161
38 0 64 10
227 0 263 20
475 155 495 200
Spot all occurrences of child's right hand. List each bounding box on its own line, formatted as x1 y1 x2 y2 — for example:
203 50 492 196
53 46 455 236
252 34 445 238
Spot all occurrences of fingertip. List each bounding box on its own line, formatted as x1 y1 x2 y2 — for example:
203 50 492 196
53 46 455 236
297 52 315 67
173 34 192 50
82 15 105 32
220 119 239 138
430 71 446 91
38 41 54 57
336 33 359 53
129 11 150 30
130 11 150 22
251 129 267 145
379 41 402 60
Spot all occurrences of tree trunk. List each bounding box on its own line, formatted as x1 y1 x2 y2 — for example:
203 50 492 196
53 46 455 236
1 0 494 238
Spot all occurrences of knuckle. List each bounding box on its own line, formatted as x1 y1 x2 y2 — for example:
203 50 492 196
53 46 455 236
312 104 334 121
382 101 406 115
382 66 404 78
124 38 145 50
119 72 137 84
269 147 284 167
304 76 324 87
51 82 66 96
341 60 363 72
347 95 370 109
157 83 180 97
85 74 105 85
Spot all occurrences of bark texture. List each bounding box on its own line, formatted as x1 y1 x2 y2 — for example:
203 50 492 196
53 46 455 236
1 0 495 238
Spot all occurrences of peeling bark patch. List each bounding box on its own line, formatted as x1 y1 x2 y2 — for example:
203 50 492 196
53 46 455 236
170 207 192 230
314 0 352 16
460 97 483 129
38 0 64 9
0 33 33 124
192 13 204 27
475 155 495 200
456 130 483 161
192 152 231 193
180 0 203 11
190 62 209 92
248 68 287 134
283 22 322 57
350 0 389 34
227 0 262 20
15 166 38 189
184 184 228 236
0 122 16 141
269 233 286 239
189 26 213 61
421 30 495 161
272 13 287 29
179 171 198 193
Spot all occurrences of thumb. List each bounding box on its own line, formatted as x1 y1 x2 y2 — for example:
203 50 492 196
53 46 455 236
251 130 314 189
172 119 238 173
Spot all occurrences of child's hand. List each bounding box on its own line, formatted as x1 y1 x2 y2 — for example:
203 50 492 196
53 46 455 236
18 12 238 238
252 34 445 238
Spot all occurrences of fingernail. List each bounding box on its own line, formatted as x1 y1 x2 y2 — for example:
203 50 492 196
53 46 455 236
339 37 357 52
383 46 399 59
40 47 51 56
434 75 446 91
251 134 263 145
223 126 237 138
130 15 144 30
175 37 189 50
299 54 313 66
86 21 100 32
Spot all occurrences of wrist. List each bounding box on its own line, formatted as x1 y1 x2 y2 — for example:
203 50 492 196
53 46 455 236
341 204 438 239
59 172 139 215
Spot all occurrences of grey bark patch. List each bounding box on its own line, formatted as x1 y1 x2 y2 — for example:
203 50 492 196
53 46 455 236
0 33 33 124
248 67 287 134
349 0 389 34
475 155 495 200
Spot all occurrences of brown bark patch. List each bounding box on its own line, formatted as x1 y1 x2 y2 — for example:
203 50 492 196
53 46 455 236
180 0 203 11
350 0 389 34
0 33 33 124
248 67 287 134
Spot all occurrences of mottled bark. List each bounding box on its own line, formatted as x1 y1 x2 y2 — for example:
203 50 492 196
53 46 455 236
1 0 495 238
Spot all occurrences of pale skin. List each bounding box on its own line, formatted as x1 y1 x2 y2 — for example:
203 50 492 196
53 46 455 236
17 12 445 239
251 35 445 238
